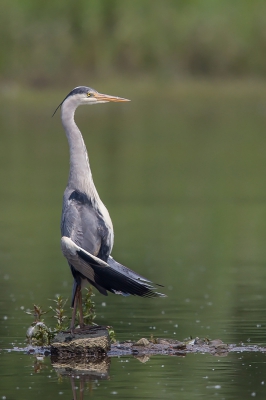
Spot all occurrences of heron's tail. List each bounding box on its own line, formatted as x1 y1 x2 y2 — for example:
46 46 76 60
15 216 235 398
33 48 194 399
61 236 166 298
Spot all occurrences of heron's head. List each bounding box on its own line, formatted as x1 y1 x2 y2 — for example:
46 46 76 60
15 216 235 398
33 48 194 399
53 86 130 116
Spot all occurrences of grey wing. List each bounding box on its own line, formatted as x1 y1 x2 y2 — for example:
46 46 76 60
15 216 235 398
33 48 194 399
61 189 165 298
61 189 110 258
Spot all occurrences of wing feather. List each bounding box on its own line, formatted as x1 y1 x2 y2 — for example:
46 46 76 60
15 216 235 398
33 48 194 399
61 237 166 298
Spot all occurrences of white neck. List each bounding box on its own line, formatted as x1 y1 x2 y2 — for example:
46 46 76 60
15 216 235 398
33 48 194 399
61 96 100 200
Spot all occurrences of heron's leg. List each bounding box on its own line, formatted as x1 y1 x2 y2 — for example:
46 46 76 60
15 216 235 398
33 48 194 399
70 288 79 333
80 379 85 400
70 376 77 400
78 289 84 328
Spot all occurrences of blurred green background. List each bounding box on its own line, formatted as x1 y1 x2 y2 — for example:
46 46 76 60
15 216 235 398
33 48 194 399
0 0 266 338
1 1 266 399
1 0 266 335
1 0 266 336
1 0 266 86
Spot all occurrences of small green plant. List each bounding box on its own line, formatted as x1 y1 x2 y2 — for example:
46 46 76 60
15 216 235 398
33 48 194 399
25 297 69 346
25 304 52 346
26 322 53 346
50 295 68 332
25 304 49 323
108 326 116 343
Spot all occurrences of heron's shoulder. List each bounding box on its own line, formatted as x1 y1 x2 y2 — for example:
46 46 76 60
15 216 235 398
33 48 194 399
63 188 104 220
63 187 90 204
68 190 92 206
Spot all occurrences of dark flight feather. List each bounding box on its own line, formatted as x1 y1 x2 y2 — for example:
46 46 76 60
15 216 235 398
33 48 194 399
76 247 165 298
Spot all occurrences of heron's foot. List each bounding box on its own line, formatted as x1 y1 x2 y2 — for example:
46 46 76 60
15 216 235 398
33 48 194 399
69 323 86 334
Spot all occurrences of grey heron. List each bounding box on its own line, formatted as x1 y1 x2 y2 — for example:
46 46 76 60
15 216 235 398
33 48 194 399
54 86 165 331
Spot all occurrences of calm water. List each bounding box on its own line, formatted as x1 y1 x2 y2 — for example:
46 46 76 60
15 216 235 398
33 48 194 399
1 80 266 398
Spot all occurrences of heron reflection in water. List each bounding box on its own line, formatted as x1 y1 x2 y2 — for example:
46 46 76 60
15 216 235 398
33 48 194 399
53 86 165 331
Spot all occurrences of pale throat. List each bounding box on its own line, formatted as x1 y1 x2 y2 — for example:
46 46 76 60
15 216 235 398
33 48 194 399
61 99 97 197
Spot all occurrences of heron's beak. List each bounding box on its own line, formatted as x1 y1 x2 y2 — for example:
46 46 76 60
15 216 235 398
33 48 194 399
94 93 130 102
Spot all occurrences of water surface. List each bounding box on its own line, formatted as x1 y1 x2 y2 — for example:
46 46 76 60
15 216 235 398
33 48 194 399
1 80 266 398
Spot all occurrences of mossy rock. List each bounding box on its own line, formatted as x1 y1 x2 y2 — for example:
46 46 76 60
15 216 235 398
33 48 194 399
51 325 110 359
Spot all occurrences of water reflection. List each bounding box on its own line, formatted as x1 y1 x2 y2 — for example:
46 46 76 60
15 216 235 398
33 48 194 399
51 355 110 380
2 343 266 399
52 355 110 399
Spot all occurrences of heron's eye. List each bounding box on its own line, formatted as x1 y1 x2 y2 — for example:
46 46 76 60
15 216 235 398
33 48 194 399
87 93 91 97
